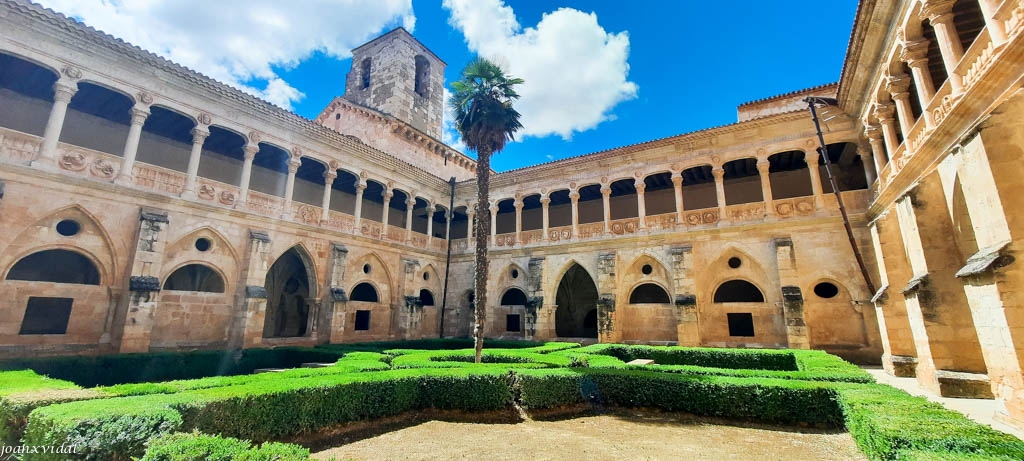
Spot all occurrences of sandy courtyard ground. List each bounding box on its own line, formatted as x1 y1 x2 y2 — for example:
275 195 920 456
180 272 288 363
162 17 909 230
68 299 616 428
311 411 866 460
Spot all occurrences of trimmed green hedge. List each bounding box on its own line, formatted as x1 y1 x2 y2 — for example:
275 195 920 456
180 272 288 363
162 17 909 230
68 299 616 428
837 384 1024 460
315 338 546 354
7 340 1023 461
140 431 310 461
0 347 345 387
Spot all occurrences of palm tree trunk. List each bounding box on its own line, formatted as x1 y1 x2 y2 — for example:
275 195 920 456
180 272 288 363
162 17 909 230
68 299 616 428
473 148 492 364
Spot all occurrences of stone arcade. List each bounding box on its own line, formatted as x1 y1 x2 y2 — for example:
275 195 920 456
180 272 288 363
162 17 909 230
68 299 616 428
0 0 1022 430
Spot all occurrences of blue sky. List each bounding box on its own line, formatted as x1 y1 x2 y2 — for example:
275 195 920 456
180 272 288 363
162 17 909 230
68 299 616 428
39 0 858 172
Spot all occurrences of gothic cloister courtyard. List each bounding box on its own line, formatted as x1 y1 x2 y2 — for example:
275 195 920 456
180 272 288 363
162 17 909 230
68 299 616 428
2 0 1024 458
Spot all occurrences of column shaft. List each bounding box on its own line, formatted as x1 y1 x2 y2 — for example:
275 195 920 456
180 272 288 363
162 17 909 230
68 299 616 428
117 105 150 184
635 180 647 229
672 174 684 223
181 127 210 198
36 78 78 167
712 167 726 219
320 171 337 223
237 144 258 205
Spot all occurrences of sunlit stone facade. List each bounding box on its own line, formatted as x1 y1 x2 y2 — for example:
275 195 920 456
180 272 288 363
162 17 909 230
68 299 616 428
0 0 1022 429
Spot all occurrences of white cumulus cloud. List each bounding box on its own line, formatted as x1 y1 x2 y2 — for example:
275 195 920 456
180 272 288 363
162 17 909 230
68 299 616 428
443 0 638 140
35 0 416 110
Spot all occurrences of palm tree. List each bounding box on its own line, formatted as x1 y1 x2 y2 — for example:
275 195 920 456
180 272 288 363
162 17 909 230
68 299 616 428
448 58 524 363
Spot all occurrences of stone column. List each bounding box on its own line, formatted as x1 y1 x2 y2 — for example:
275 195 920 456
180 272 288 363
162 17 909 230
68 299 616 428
756 160 774 217
569 189 580 239
320 169 337 224
865 125 888 174
116 104 150 184
466 206 475 241
237 141 259 206
540 194 550 241
405 195 416 241
874 103 900 155
181 126 210 200
887 73 916 136
514 198 523 245
901 39 937 123
600 184 612 234
672 172 684 223
712 166 726 219
805 150 825 208
920 0 965 94
381 186 393 232
281 152 302 219
858 143 878 185
119 209 169 353
489 202 498 245
426 205 435 243
978 0 1008 45
353 180 366 228
35 77 78 168
635 179 647 229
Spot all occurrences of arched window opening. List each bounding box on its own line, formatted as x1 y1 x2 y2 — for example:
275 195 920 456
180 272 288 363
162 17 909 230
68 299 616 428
643 172 675 216
361 58 371 89
547 190 572 227
768 151 812 199
577 184 604 225
681 165 717 210
0 53 58 136
387 189 409 229
414 55 430 97
450 206 469 239
419 289 435 306
137 105 195 173
351 282 379 303
495 198 516 234
6 249 100 285
163 264 225 293
629 283 671 304
432 205 448 239
723 158 762 205
609 178 638 220
500 288 528 306
263 248 312 338
196 126 247 186
60 82 133 156
360 180 386 224
713 280 765 303
555 264 598 338
329 169 360 215
521 194 543 231
819 142 868 192
291 157 329 207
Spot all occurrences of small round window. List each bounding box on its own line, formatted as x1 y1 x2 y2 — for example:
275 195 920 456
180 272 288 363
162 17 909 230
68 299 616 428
728 257 742 269
423 272 430 281
56 219 80 237
195 238 212 252
641 264 652 275
511 269 519 279
814 282 839 299
363 263 371 274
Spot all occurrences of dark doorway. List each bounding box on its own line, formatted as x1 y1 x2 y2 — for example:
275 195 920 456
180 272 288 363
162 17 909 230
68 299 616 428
263 248 312 338
555 263 598 338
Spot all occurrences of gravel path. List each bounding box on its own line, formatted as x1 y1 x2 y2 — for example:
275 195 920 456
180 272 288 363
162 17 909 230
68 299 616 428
311 411 866 460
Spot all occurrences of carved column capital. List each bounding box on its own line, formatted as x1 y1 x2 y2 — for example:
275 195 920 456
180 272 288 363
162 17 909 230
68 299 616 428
864 124 884 141
513 199 524 210
600 185 611 195
190 127 210 144
756 160 771 174
323 169 338 183
900 39 930 65
129 105 151 126
406 197 416 208
919 0 956 22
885 73 912 100
569 190 580 201
634 181 646 192
873 103 897 122
540 196 551 206
286 157 302 173
243 143 259 160
354 180 367 192
52 78 78 103
711 167 725 180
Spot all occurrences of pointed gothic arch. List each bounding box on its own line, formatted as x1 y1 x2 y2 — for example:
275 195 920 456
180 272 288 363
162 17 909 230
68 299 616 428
554 262 599 338
263 245 316 338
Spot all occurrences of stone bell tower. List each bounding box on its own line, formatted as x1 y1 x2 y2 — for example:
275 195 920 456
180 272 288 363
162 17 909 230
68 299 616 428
343 27 446 139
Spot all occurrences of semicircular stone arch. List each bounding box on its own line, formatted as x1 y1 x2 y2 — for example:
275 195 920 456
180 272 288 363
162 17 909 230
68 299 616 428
0 204 117 284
